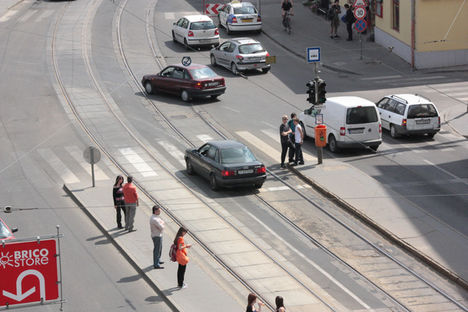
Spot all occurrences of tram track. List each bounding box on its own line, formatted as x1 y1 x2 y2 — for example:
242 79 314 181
50 0 468 310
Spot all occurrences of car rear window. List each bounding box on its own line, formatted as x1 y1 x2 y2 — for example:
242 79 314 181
346 107 378 124
238 43 264 54
190 21 216 30
189 67 217 79
234 6 257 14
220 147 257 164
407 104 438 118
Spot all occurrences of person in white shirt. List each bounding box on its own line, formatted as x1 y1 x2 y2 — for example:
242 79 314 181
293 118 304 165
150 205 165 269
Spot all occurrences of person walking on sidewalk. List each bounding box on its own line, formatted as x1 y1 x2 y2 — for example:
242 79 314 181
112 175 126 229
328 0 341 39
279 115 292 168
344 4 355 41
275 296 286 312
123 176 138 232
293 118 304 165
150 204 165 269
287 113 297 164
174 227 191 289
246 293 264 312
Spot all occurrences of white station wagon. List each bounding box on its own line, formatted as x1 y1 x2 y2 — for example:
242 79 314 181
218 2 262 34
172 15 219 48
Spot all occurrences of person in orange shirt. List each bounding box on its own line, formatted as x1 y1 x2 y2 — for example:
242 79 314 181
174 227 191 288
122 176 139 232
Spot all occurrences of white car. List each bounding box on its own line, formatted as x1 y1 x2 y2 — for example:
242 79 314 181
172 15 219 48
376 94 440 138
218 2 262 34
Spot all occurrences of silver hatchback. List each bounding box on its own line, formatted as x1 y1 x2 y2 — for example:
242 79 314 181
210 38 271 75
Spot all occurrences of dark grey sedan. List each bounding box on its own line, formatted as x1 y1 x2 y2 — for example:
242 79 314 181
185 140 266 190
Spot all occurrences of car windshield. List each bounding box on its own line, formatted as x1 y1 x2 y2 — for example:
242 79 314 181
0 221 12 239
234 6 257 14
190 67 217 79
238 43 264 54
190 21 216 30
407 104 438 118
221 146 257 164
346 107 378 124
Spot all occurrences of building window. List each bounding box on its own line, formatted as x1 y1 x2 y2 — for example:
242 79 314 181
376 0 383 17
392 0 399 31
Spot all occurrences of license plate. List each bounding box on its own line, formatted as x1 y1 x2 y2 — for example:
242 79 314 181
237 169 253 174
348 128 364 134
199 39 211 42
206 82 219 87
242 18 253 22
416 119 430 124
248 57 261 62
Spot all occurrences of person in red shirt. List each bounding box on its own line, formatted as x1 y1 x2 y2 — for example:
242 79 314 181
122 176 139 232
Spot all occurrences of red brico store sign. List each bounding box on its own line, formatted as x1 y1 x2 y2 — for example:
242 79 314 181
0 239 59 307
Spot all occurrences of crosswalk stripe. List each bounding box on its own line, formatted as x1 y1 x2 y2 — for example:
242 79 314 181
196 134 213 143
119 147 157 177
37 148 80 184
0 10 18 22
34 9 54 22
64 146 109 181
164 12 175 20
157 141 186 166
361 75 402 80
101 157 122 176
18 10 36 23
261 129 280 142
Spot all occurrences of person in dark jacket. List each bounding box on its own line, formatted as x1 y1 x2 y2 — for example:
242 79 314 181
112 175 126 229
279 115 292 168
344 4 356 41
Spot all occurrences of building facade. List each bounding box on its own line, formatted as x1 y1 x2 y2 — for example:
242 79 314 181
373 0 468 69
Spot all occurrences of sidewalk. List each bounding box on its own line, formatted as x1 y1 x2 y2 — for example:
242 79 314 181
259 0 468 288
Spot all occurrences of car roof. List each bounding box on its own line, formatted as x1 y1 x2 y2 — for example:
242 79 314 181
230 1 255 8
206 140 246 149
230 37 259 45
386 94 433 105
183 15 214 22
327 96 377 108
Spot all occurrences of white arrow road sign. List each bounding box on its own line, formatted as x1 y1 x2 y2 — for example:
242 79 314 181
3 270 46 302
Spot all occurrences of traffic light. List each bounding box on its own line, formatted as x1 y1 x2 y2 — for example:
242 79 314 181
306 80 316 104
317 79 327 104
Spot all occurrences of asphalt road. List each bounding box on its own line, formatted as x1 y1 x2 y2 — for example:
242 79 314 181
0 1 172 311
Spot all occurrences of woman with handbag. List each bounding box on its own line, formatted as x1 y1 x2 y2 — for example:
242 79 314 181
174 227 191 289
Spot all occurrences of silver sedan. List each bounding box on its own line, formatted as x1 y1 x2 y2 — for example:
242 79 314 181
210 38 271 75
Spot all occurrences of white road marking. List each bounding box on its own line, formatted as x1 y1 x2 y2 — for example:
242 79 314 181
34 9 54 22
424 159 468 186
240 206 371 309
196 134 213 143
157 141 186 166
101 156 122 176
18 10 36 23
119 148 157 177
64 146 109 181
261 184 312 192
261 128 280 142
164 12 175 20
261 121 276 128
37 148 80 184
0 10 18 22
223 106 240 113
360 75 402 80
457 97 468 102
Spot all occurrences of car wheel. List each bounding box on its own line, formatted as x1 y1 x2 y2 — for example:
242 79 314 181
210 174 219 191
231 62 239 75
218 16 223 28
210 54 217 67
390 124 398 138
172 31 177 43
226 24 232 35
427 133 435 138
300 121 306 138
262 68 270 74
254 183 263 189
186 159 194 175
144 81 153 94
210 95 219 100
328 134 339 153
370 145 379 152
183 38 189 50
181 90 190 102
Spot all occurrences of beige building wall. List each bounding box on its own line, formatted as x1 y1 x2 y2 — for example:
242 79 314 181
374 0 411 46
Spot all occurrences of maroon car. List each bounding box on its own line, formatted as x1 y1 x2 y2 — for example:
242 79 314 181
142 64 226 102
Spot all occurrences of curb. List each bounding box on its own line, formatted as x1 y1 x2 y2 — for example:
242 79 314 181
8 0 25 10
287 166 468 291
63 184 182 312
261 29 361 76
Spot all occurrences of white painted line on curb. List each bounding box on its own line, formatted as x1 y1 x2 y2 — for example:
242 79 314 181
119 147 157 177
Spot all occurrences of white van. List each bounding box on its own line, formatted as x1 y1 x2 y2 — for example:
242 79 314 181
299 96 382 152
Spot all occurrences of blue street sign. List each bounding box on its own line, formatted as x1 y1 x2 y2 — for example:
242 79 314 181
306 47 320 63
354 19 368 33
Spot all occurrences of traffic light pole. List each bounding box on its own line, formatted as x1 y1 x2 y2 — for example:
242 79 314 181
314 62 323 165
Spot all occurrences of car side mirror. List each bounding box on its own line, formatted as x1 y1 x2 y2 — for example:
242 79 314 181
12 227 18 233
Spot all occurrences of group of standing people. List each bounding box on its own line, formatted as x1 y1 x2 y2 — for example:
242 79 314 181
328 0 367 41
280 113 304 168
246 293 286 312
113 176 191 288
